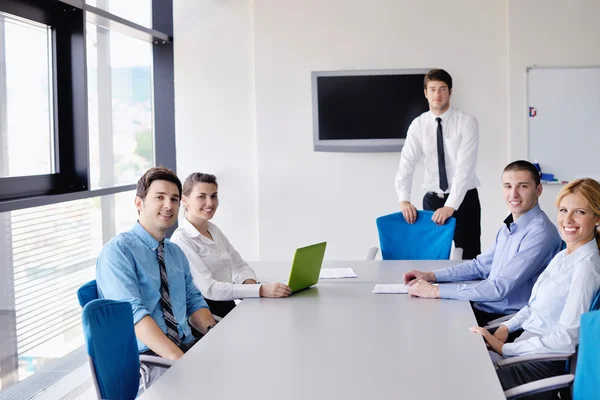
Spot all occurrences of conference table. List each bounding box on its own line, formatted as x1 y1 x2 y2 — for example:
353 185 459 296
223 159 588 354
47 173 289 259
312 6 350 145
140 260 506 400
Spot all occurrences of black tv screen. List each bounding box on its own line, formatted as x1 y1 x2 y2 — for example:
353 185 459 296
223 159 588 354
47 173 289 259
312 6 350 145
311 69 430 152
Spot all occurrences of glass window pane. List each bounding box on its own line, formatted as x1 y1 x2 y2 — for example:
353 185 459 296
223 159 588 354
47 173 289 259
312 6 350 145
86 0 152 29
0 190 136 395
0 13 54 178
87 22 154 189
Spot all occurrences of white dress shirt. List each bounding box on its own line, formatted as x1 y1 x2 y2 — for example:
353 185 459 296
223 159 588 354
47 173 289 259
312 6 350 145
395 107 480 210
170 218 260 301
502 239 600 356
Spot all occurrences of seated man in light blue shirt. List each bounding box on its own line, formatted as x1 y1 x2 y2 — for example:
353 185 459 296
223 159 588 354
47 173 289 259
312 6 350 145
404 160 562 326
96 166 217 387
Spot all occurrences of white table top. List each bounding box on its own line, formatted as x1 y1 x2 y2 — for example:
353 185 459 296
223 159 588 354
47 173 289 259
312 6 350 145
140 280 504 400
251 259 463 284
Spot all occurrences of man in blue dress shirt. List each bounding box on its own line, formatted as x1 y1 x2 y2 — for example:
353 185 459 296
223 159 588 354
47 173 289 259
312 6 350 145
404 160 562 326
96 166 217 386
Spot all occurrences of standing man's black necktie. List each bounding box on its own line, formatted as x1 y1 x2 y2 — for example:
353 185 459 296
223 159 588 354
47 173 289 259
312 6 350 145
436 117 449 192
157 241 181 345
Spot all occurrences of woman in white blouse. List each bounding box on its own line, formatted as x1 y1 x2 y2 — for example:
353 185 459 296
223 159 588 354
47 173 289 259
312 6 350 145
471 178 600 393
171 173 291 317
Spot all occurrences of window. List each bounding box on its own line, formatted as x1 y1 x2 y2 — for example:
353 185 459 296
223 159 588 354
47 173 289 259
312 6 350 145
0 12 54 179
87 23 155 189
0 0 175 397
0 190 137 395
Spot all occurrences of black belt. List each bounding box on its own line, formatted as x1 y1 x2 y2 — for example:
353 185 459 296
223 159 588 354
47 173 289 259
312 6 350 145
426 191 450 199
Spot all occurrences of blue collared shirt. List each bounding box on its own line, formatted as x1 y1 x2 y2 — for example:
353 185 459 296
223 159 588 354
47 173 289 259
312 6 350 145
433 204 562 314
96 222 208 352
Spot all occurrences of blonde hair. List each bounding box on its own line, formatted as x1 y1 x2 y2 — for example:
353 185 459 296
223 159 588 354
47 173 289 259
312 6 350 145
556 178 600 251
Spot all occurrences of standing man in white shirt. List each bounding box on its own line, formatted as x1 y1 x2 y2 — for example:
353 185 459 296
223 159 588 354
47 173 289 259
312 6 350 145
395 69 481 259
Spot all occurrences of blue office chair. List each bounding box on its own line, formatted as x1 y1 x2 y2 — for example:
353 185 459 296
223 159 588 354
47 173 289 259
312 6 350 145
82 299 142 400
499 291 600 399
78 280 98 307
78 281 173 397
369 210 457 260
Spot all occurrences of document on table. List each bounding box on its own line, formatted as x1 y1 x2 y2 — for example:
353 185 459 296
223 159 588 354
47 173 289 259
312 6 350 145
319 268 358 279
372 284 408 294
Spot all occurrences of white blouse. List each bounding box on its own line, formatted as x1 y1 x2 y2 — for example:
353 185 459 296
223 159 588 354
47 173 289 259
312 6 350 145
502 238 600 356
170 218 260 300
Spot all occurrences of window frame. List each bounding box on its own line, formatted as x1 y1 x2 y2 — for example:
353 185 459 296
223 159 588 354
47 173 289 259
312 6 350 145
0 0 175 212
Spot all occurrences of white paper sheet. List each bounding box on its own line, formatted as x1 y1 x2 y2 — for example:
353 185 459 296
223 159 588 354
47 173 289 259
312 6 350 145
372 284 408 294
319 268 358 279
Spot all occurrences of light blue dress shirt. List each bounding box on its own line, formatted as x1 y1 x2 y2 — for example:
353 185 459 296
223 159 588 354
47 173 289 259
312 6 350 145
433 204 562 314
502 238 600 356
96 222 209 352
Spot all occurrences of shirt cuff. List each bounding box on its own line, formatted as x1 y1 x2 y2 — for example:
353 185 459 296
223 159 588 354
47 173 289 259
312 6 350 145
501 343 518 357
232 283 260 299
432 268 450 282
397 191 411 203
187 295 210 318
437 283 459 299
503 318 521 334
444 197 460 211
132 308 151 325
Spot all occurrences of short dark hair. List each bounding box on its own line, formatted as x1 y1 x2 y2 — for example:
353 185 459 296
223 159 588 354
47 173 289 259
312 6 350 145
503 160 541 186
136 166 182 200
182 172 218 196
424 69 453 90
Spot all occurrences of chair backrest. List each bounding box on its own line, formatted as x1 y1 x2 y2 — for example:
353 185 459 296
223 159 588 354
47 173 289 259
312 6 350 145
573 310 600 400
376 210 456 260
78 280 98 308
82 299 140 400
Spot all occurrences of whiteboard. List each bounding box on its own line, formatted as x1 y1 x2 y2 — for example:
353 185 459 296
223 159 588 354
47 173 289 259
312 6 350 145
528 67 600 181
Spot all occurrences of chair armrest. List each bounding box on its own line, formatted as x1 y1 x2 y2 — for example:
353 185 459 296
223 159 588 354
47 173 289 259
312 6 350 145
366 246 379 260
496 353 573 370
484 313 516 330
450 246 463 260
504 374 573 399
139 355 175 368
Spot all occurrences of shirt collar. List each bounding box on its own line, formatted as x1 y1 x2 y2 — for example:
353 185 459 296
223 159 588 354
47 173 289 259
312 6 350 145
131 221 162 251
503 203 542 232
560 238 599 268
180 216 203 238
429 107 452 122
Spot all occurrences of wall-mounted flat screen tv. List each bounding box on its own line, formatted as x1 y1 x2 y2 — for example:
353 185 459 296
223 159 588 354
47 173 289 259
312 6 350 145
311 69 430 152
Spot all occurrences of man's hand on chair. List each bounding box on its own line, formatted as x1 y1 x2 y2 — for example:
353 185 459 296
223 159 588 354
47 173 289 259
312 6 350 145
399 201 418 224
403 270 435 286
432 206 455 226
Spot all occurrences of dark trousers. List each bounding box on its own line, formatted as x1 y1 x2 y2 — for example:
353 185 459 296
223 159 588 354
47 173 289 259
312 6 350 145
423 188 481 260
204 298 236 318
496 360 567 399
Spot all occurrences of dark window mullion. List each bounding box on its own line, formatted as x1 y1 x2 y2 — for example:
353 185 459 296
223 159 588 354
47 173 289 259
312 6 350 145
54 5 88 193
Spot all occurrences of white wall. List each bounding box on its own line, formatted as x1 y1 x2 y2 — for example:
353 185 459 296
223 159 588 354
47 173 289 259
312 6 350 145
252 0 508 260
173 0 510 261
508 0 600 226
173 0 259 259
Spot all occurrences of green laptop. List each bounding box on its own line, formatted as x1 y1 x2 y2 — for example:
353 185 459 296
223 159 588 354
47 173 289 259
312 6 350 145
286 242 327 293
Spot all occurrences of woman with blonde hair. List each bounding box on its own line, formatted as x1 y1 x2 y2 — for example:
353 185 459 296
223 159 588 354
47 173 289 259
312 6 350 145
171 173 291 318
471 178 600 394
